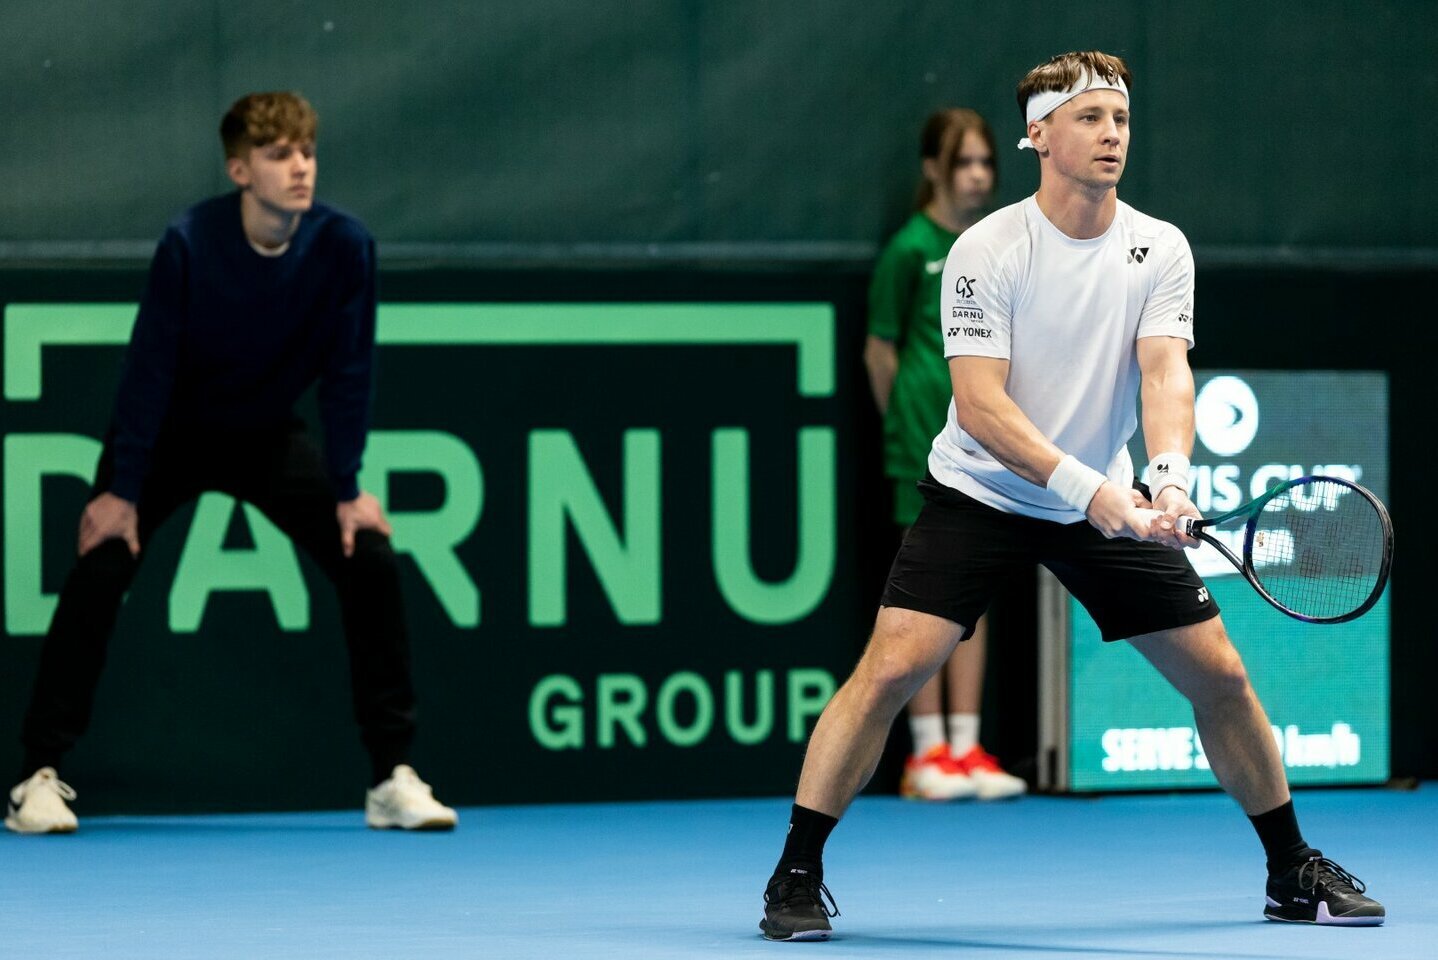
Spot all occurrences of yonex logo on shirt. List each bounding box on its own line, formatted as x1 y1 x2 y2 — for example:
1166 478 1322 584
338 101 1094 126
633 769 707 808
1127 247 1150 263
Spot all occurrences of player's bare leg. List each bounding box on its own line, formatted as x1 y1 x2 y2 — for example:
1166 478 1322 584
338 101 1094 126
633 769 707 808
760 606 963 941
1128 615 1286 814
796 607 965 817
1129 615 1383 925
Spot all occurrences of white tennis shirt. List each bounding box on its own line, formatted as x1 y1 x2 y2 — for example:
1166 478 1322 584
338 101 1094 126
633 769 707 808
929 195 1195 522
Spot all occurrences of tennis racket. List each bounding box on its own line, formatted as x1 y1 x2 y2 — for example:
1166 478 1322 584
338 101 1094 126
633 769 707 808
1174 475 1393 624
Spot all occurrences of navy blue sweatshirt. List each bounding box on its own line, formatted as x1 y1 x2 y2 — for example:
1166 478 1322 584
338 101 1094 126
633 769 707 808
110 192 376 503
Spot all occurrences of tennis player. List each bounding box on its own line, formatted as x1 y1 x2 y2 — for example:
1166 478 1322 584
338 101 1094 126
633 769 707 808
760 51 1382 939
6 92 456 834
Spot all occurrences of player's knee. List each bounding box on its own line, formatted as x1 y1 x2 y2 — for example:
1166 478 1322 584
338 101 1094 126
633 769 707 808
1196 651 1254 707
852 645 931 710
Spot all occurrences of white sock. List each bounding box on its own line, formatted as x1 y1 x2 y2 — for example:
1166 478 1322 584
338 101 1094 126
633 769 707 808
947 713 980 755
908 713 946 755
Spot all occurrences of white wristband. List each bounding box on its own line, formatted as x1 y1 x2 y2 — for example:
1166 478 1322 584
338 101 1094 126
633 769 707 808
1047 455 1108 514
1146 452 1190 498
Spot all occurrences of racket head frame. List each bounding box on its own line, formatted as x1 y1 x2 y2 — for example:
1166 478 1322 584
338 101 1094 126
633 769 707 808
1176 475 1393 624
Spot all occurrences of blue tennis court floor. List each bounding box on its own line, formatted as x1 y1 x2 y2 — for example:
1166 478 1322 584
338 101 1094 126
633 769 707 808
2 786 1430 959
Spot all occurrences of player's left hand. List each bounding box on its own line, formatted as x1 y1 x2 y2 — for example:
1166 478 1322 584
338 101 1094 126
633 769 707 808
337 491 393 558
1152 486 1201 550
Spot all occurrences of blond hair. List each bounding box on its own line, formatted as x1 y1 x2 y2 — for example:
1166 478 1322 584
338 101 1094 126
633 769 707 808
1016 51 1132 121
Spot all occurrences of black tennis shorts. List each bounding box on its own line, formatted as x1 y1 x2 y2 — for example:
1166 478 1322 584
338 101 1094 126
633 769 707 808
880 474 1220 642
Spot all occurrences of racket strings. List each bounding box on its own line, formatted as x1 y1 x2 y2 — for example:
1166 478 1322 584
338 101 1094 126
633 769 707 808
1249 480 1387 620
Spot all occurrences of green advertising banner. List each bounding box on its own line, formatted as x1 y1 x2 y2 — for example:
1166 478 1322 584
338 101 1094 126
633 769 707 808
1068 371 1390 791
0 300 869 812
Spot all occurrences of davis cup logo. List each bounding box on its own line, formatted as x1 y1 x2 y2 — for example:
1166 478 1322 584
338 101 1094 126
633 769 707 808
1195 376 1259 457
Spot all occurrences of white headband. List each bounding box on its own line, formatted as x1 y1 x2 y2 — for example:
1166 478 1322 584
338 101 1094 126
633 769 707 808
1017 72 1130 150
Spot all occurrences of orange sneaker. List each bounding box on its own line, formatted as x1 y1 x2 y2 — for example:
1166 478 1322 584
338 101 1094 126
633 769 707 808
953 745 1027 800
899 745 977 800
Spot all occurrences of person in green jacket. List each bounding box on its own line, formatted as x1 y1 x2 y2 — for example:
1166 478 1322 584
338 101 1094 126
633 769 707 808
863 108 1025 801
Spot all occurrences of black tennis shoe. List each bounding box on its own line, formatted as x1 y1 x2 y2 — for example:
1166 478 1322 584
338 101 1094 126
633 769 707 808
1264 854 1384 925
760 868 839 941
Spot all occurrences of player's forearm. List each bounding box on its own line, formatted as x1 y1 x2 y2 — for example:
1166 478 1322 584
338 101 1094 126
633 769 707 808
954 390 1066 488
1140 363 1195 462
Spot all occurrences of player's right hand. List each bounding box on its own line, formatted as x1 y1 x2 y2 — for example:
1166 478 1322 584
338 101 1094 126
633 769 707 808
1085 482 1160 541
79 492 140 557
1150 486 1202 551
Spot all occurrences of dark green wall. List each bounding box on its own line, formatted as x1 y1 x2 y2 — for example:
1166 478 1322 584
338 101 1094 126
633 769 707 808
0 0 1432 811
3 2 1434 262
0 264 1431 814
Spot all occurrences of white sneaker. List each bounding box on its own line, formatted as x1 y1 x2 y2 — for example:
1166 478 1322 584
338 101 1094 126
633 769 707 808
365 765 457 830
6 767 79 834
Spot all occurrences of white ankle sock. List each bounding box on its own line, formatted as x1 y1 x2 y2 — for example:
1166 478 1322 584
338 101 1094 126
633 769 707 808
947 713 979 755
908 713 946 755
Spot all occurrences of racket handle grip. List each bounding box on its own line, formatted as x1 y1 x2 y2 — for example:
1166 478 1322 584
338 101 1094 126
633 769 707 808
1176 516 1197 537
